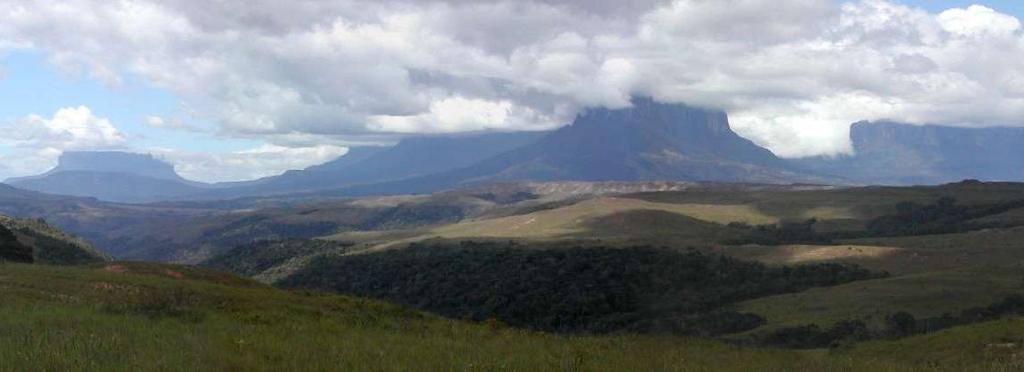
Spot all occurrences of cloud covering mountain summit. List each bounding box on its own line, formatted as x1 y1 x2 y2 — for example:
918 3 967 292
2 1 1024 181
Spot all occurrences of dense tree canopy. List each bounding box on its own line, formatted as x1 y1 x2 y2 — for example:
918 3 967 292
280 242 881 336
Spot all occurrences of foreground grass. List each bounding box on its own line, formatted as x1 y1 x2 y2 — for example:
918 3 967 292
0 262 1020 371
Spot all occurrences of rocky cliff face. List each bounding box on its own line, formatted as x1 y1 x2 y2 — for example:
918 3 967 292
332 97 837 197
794 121 1024 185
446 97 823 184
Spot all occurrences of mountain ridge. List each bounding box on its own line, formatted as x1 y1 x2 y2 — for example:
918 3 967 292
190 131 550 200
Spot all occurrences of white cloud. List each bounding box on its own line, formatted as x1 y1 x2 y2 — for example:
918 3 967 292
155 144 348 183
0 0 1023 162
938 5 1021 37
0 106 346 182
0 106 127 178
144 115 204 133
368 96 558 133
7 106 126 149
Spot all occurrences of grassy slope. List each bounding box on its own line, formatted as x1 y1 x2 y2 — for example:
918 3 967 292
323 196 773 251
428 197 757 242
629 183 1024 222
731 224 1024 334
737 266 1024 332
722 226 1024 277
326 183 1024 253
0 215 108 264
207 182 1024 348
844 316 1024 369
972 207 1024 226
1 261 1023 371
329 184 1024 346
832 227 1024 274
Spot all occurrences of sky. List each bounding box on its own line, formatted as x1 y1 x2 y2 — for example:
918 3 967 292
1 0 1023 182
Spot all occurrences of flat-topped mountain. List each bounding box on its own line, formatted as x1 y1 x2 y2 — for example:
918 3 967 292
5 151 207 203
339 97 837 196
467 97 813 182
49 151 184 181
794 121 1024 185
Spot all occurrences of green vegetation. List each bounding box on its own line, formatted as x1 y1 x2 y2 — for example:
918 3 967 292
737 266 1024 333
860 197 1024 237
8 182 1024 369
759 295 1024 349
0 215 107 264
279 243 881 336
724 197 1024 247
204 183 1024 353
724 219 833 245
0 224 32 263
204 239 351 277
3 261 1024 370
834 227 1024 275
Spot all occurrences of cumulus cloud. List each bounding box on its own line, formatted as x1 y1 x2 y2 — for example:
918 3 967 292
938 5 1021 37
0 106 127 178
154 144 349 183
1 0 1023 161
6 106 126 149
0 107 345 182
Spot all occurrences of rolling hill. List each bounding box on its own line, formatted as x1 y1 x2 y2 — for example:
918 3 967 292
196 181 1024 346
4 177 1024 368
0 214 108 264
4 261 1022 370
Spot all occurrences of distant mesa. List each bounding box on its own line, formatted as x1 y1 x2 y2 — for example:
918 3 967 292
6 99 1024 203
793 121 1024 185
49 151 183 181
5 151 209 204
445 96 825 184
329 97 842 196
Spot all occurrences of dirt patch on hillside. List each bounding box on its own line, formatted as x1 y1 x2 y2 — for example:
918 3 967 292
103 264 128 273
103 263 185 280
726 245 902 266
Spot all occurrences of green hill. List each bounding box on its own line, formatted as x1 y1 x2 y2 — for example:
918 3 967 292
1 260 1022 371
0 223 32 262
0 215 108 264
